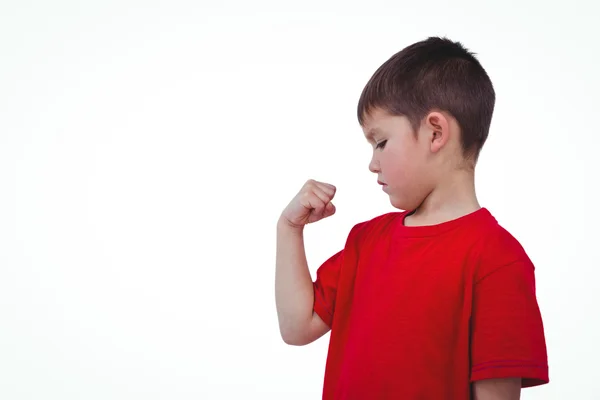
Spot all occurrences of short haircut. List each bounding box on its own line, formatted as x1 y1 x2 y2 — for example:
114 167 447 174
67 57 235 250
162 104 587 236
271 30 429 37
357 37 496 162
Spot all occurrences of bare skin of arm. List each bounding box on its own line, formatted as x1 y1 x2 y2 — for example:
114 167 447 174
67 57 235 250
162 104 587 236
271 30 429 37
473 378 521 400
275 179 336 346
275 218 330 346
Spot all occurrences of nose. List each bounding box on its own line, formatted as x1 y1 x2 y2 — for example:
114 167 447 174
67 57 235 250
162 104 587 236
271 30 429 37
369 153 380 173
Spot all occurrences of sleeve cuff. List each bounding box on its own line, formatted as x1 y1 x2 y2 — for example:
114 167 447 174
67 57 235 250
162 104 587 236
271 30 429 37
313 282 333 327
471 361 549 387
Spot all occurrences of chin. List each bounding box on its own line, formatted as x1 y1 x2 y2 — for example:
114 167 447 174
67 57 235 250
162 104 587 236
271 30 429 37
389 194 422 212
389 197 411 211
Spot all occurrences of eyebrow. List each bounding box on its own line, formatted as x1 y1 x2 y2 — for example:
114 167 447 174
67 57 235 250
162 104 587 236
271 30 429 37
364 128 381 142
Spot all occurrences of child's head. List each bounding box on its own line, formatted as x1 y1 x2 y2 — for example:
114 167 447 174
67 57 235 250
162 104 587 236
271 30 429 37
358 37 495 211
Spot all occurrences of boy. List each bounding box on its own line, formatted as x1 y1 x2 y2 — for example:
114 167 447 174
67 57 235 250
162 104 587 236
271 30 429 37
275 37 548 399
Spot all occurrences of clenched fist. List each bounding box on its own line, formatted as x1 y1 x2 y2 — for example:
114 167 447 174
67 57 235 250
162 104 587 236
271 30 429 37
280 179 337 229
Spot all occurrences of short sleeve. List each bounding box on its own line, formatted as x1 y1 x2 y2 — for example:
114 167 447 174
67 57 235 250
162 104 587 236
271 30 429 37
470 260 549 387
312 250 344 327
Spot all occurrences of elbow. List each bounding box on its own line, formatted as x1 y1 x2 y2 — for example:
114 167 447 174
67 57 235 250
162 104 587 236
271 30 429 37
280 328 311 346
282 336 305 346
281 332 309 346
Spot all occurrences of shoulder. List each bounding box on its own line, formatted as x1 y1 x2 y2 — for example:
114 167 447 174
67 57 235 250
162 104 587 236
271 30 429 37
354 210 404 230
348 211 406 238
474 213 534 282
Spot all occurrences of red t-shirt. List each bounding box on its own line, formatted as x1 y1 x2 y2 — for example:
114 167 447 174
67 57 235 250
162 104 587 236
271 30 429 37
312 208 548 399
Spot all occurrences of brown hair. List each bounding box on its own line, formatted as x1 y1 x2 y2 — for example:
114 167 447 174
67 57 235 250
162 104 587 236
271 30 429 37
357 37 495 163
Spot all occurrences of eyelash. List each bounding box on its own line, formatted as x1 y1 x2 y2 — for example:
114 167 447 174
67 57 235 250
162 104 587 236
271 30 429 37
376 140 387 150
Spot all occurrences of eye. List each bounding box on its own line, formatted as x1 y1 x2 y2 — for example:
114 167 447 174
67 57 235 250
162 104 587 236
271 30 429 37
375 140 387 150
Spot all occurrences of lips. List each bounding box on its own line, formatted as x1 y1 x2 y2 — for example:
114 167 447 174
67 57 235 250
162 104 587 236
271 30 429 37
377 181 387 186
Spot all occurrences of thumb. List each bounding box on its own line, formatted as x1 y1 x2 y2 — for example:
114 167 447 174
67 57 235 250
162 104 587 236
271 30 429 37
324 202 336 218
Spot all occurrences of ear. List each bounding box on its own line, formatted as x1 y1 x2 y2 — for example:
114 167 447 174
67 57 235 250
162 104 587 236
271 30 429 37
423 111 451 153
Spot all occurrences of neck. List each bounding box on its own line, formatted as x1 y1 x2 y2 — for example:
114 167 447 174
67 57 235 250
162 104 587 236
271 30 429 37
405 170 480 227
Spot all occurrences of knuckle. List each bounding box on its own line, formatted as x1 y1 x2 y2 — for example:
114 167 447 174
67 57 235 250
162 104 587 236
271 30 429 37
301 190 313 200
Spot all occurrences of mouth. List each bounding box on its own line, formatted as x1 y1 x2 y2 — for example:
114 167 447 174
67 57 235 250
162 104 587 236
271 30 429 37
377 181 387 186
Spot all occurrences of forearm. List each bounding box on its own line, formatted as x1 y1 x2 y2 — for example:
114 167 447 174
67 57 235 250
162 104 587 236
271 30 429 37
275 217 316 343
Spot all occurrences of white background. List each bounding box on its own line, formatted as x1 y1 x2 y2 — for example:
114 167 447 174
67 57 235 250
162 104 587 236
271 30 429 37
1 1 598 399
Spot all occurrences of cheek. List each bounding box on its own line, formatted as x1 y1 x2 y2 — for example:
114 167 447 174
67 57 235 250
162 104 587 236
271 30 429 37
384 151 421 186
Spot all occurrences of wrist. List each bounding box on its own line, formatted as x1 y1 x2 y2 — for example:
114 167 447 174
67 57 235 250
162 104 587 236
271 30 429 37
278 216 305 235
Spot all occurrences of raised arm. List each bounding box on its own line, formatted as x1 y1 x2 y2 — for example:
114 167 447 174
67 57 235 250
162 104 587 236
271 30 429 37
275 180 336 346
